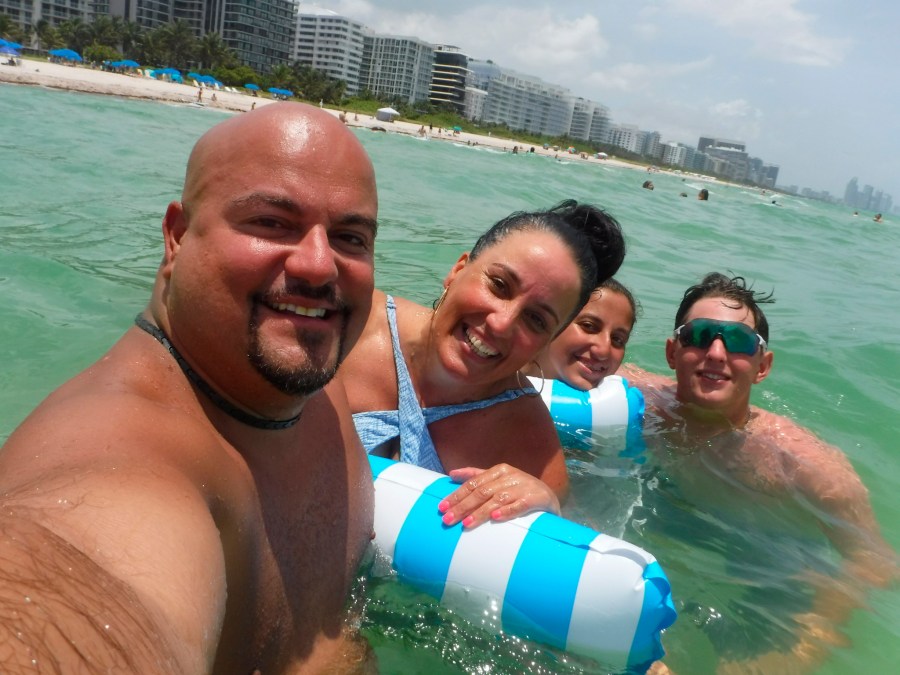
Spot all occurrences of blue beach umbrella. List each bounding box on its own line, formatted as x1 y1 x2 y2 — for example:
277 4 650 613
117 59 140 68
5 41 23 50
152 67 183 82
49 48 83 62
196 74 221 87
244 83 260 90
0 46 20 56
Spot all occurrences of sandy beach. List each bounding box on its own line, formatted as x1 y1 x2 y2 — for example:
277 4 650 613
0 58 657 174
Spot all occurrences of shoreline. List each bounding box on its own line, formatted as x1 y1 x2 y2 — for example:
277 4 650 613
0 58 718 185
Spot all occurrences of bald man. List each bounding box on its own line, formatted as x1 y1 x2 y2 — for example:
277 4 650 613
0 104 379 673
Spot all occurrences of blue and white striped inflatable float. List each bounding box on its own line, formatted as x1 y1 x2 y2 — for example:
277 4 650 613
370 455 677 672
529 374 645 449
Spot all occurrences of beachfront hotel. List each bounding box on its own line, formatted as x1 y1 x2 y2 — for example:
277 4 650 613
358 33 433 106
1 0 294 74
292 6 366 96
429 44 469 116
0 0 92 27
570 97 612 143
468 59 574 138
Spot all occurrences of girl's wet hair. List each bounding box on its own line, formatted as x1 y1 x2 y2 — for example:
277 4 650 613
469 200 626 325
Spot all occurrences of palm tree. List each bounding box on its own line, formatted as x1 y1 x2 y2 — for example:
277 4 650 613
161 19 197 68
197 32 234 71
119 20 144 61
0 13 15 40
88 15 122 49
57 17 92 54
33 20 63 51
139 28 165 67
269 63 296 91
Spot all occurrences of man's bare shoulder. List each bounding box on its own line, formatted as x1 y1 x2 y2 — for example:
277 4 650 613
748 408 868 504
0 384 231 672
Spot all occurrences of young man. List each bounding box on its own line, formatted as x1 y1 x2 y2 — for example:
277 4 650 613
0 104 379 673
622 272 895 672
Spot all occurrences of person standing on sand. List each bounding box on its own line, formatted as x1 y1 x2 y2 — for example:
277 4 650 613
0 103 380 673
197 87 203 103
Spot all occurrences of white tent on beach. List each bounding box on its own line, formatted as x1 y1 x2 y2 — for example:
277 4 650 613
375 107 400 122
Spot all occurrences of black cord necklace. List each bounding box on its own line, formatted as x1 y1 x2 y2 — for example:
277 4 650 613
134 314 301 431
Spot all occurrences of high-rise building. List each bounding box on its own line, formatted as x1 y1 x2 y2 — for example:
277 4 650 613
59 0 297 73
606 124 642 154
429 45 469 114
641 131 661 159
588 105 611 145
698 137 746 153
292 8 367 96
469 59 574 137
206 0 294 73
761 164 779 188
1 0 95 33
569 98 595 141
860 184 874 211
360 33 434 105
844 177 859 207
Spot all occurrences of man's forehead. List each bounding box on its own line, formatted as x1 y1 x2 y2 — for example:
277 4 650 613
686 297 755 327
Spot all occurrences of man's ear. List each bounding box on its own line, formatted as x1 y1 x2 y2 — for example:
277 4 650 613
665 337 677 370
444 251 470 286
754 350 774 384
161 201 187 279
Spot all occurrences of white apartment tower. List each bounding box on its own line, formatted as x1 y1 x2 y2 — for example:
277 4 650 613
293 8 367 96
360 33 434 104
606 124 642 154
469 60 573 137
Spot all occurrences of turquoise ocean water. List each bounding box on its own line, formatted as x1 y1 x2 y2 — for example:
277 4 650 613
1 83 898 674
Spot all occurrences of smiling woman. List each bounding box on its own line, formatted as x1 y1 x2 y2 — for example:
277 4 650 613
338 199 625 528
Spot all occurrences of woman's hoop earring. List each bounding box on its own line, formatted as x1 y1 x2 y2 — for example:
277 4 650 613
516 362 545 396
432 287 447 312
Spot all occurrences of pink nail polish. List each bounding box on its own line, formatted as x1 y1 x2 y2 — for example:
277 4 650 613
462 515 475 528
442 511 455 525
490 509 502 520
438 499 449 513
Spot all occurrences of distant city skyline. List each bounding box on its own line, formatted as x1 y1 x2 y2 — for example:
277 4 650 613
315 1 899 208
295 7 780 187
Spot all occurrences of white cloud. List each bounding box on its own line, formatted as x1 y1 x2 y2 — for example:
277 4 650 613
585 56 714 93
665 0 851 66
328 5 609 70
708 99 763 140
633 22 660 41
710 99 753 117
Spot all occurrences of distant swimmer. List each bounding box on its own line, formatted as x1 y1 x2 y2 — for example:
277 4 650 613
698 188 709 201
874 213 883 222
642 180 655 190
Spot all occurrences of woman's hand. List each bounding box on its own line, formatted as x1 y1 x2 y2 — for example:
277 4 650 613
438 464 561 529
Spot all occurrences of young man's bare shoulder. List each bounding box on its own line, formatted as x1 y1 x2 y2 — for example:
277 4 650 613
748 408 864 498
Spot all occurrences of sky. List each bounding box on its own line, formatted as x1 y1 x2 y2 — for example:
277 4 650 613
311 0 899 204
